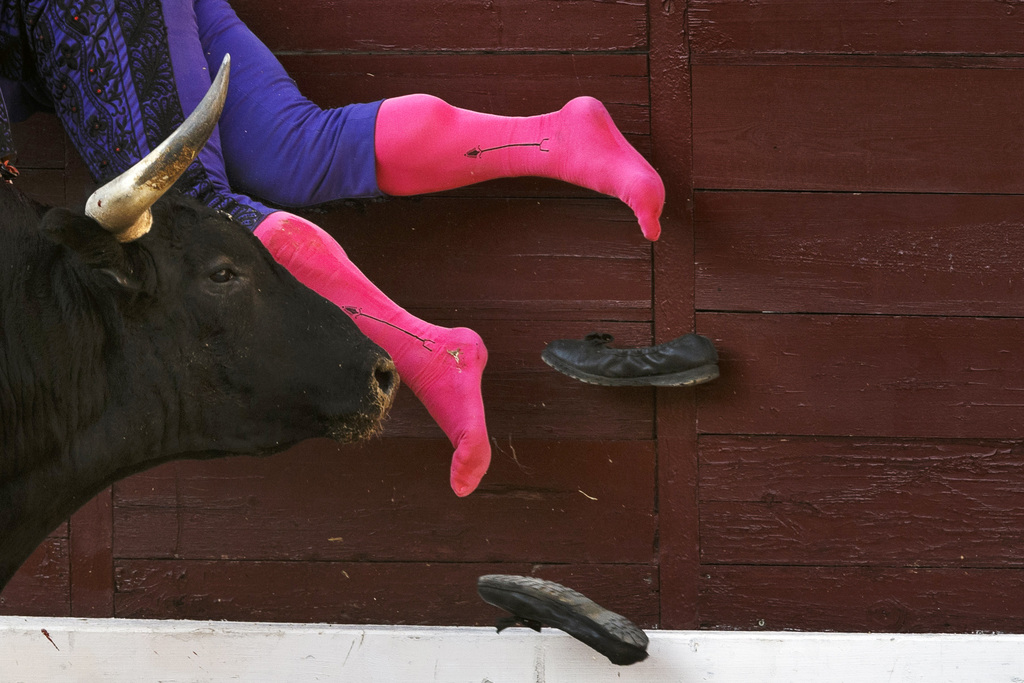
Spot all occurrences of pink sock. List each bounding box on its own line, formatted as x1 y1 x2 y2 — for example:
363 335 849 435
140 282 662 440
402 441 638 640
375 95 665 240
254 212 490 496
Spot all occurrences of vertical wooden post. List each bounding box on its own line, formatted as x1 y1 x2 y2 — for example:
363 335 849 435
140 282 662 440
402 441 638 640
69 487 115 617
649 0 699 629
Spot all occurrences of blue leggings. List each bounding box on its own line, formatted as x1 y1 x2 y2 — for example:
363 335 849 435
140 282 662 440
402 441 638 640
11 0 382 228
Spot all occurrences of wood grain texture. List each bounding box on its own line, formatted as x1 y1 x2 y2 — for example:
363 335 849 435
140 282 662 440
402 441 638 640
69 489 114 617
279 54 651 135
11 0 1024 636
699 435 1024 567
313 197 653 323
695 192 1024 317
232 0 647 53
11 116 64 169
697 313 1024 439
0 534 70 617
701 566 1024 633
693 65 1024 193
113 560 659 626
689 0 1024 59
649 0 700 631
112 438 656 564
13 168 66 208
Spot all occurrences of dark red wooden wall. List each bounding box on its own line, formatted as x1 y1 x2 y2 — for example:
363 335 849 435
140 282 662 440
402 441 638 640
4 1 1024 634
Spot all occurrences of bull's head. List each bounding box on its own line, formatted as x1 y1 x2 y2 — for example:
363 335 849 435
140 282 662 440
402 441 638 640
85 55 232 242
0 55 398 590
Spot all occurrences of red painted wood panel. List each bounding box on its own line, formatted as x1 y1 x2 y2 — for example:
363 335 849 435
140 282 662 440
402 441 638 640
316 198 653 322
695 192 1024 317
232 0 647 53
11 116 64 169
11 0 1024 636
701 566 1024 633
690 0 1024 59
697 313 1024 439
699 435 1024 567
69 489 114 617
649 0 701 632
14 168 66 207
112 438 656 564
114 560 658 626
692 65 1024 193
0 534 70 617
62 146 98 210
279 54 651 136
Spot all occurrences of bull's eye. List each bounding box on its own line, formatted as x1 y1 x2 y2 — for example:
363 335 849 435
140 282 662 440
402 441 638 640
210 268 235 283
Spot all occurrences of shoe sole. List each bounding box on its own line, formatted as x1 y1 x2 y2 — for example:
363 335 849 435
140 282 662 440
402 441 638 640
477 574 649 666
540 349 720 387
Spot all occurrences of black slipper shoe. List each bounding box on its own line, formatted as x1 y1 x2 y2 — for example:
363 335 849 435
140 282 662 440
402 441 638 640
477 574 649 666
541 332 719 387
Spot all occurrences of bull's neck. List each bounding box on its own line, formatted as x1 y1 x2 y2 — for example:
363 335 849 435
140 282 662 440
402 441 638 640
0 453 104 590
0 363 182 592
0 209 169 590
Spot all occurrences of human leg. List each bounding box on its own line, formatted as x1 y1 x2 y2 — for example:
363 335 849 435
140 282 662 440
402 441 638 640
193 0 383 204
374 94 665 240
254 212 491 497
192 0 662 238
191 0 491 494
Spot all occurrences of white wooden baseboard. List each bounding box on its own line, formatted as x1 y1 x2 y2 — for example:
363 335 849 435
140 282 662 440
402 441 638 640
1 616 1022 682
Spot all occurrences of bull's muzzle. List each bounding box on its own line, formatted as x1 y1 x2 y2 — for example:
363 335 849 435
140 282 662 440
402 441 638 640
327 353 400 444
85 54 231 242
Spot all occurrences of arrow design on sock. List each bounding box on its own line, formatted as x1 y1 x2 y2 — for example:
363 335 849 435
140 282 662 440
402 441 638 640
342 306 436 350
465 138 550 159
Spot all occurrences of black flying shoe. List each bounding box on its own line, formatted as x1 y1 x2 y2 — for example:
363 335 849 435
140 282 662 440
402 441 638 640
477 574 649 666
541 332 719 387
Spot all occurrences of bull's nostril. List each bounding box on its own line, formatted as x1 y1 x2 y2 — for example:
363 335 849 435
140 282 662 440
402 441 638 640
374 359 398 397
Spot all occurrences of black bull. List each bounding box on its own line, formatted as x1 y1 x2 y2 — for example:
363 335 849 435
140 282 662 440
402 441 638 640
0 185 398 589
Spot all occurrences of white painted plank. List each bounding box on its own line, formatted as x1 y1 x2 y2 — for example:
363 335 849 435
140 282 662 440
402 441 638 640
1 617 1023 682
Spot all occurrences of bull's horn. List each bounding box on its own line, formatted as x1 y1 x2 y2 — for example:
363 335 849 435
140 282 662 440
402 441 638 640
85 54 231 242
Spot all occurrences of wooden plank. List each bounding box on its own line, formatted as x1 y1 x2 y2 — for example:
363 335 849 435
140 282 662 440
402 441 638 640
691 54 1024 69
696 313 1024 439
278 54 651 135
112 439 656 564
0 534 70 617
113 560 658 626
69 488 114 617
701 566 1024 633
232 0 647 53
692 65 1024 193
63 144 98 210
13 169 65 208
689 0 1024 59
695 192 1024 317
5 619 1024 683
314 197 653 322
11 116 65 169
649 0 700 631
699 435 1024 567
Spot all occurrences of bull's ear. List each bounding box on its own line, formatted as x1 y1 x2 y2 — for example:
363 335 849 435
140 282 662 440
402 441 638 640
40 207 142 292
